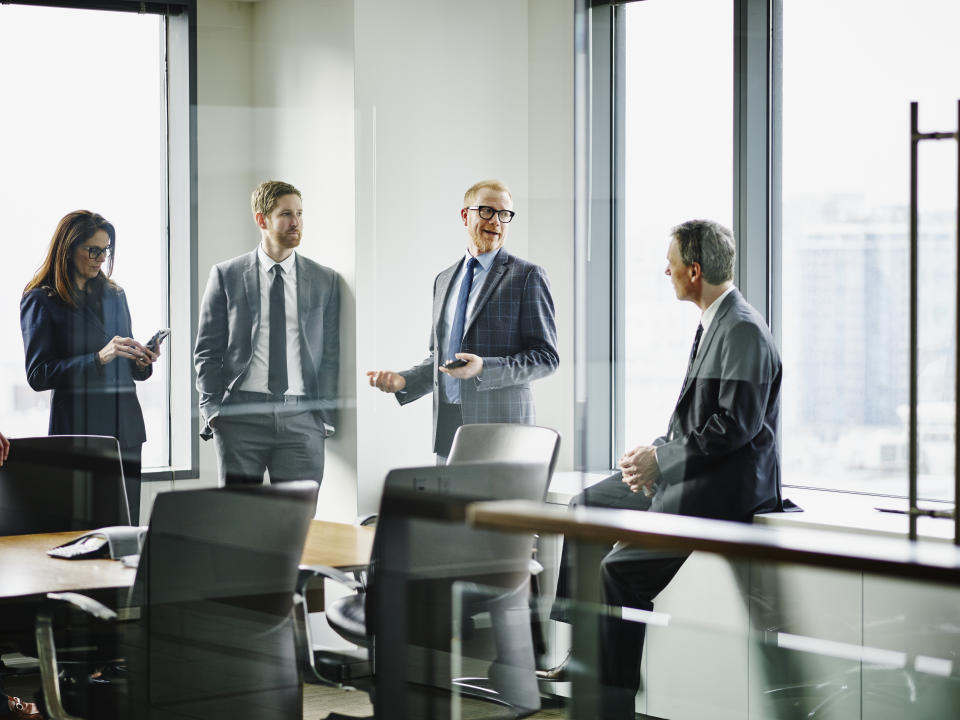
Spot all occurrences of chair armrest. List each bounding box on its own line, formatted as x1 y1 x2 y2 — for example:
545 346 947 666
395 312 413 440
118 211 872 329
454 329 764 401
45 592 119 622
36 593 119 720
357 513 378 527
298 565 364 593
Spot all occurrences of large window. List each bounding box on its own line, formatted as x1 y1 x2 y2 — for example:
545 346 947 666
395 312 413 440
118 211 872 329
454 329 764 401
781 0 960 501
606 0 960 503
0 2 194 474
621 0 733 448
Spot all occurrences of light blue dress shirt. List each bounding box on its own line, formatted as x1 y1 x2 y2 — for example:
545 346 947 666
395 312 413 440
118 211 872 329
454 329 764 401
440 247 500 403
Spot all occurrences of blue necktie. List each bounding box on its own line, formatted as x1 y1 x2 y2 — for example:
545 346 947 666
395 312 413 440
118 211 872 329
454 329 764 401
444 257 480 403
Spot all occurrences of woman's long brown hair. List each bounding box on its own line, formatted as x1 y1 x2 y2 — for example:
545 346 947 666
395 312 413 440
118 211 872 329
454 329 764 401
24 210 117 307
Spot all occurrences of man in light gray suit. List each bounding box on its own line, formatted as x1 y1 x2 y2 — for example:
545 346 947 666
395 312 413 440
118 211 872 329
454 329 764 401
367 179 558 460
195 180 340 485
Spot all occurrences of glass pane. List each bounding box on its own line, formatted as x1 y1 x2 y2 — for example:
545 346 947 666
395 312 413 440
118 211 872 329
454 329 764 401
622 0 734 449
781 0 960 500
453 561 960 719
0 4 169 468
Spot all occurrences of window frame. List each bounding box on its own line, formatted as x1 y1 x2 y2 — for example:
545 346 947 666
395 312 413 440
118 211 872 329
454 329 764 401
4 0 200 481
579 0 782 471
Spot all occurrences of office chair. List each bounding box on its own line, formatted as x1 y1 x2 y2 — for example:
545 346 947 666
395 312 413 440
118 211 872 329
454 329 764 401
446 423 561 480
0 436 130 534
444 424 561 670
298 424 560 689
36 481 319 720
296 461 550 719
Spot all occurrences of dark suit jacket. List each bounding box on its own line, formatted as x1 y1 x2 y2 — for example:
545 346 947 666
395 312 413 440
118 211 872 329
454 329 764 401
20 286 150 448
651 288 782 522
397 248 558 449
194 249 340 438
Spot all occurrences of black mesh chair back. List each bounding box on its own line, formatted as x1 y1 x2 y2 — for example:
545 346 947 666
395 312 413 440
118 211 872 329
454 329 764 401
0 435 129 534
125 480 319 719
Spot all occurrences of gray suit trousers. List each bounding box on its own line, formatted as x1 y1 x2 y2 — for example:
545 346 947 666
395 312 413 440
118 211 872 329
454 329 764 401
212 394 325 485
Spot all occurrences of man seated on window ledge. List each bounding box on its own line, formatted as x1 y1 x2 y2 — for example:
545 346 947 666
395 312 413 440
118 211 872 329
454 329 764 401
552 220 783 718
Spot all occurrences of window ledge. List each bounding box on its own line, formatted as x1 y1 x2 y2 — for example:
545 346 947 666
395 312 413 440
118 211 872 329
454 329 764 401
757 487 956 544
548 472 956 544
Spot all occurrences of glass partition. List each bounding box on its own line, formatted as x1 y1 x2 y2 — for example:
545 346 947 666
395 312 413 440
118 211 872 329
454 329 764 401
452 550 960 720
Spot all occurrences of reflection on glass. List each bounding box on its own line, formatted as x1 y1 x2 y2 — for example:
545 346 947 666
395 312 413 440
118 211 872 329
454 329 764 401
452 564 960 719
782 0 960 500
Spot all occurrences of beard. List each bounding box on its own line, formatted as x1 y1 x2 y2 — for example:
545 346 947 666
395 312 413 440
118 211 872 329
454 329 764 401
272 229 301 248
470 229 502 255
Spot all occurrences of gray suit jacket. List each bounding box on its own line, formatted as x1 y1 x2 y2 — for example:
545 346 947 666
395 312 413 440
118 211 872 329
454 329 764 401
651 288 782 521
194 248 340 438
396 249 558 449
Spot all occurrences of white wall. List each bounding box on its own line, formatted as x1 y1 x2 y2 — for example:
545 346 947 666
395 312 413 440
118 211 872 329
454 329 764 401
189 0 357 522
354 0 576 513
528 0 575 473
250 0 357 521
191 0 576 518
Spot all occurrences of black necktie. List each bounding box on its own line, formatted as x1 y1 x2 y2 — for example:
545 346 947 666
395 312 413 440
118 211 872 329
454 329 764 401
268 264 288 396
679 323 703 397
444 257 480 401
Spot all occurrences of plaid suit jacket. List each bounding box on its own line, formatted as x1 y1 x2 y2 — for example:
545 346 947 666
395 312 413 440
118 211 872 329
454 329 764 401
397 249 558 449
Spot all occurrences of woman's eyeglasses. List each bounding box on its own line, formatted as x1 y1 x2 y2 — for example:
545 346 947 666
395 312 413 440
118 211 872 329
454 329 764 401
80 245 113 261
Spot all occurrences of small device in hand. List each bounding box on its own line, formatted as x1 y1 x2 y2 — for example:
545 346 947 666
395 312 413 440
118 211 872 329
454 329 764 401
444 358 468 369
146 328 171 352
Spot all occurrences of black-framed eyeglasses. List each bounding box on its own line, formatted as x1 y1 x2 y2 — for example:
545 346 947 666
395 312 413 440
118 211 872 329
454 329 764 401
465 205 516 223
80 245 113 260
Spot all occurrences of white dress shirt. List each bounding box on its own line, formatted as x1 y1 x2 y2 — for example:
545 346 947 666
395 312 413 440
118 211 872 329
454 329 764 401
238 246 306 395
695 285 736 358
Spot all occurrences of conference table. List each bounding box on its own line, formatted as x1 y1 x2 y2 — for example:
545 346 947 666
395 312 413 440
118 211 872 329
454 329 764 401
0 519 375 602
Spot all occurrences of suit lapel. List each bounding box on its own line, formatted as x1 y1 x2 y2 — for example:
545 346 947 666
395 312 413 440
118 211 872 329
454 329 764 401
80 294 109 337
294 255 315 393
242 250 261 346
433 259 460 334
464 249 509 334
295 254 310 334
678 289 738 404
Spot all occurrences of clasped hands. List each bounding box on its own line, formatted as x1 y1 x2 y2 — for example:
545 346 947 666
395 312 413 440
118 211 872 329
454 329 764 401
619 444 660 496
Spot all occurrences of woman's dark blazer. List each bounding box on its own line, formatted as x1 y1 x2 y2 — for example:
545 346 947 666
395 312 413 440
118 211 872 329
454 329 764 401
20 285 150 449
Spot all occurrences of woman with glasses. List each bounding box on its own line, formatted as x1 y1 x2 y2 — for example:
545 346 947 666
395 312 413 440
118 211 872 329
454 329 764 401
20 210 158 523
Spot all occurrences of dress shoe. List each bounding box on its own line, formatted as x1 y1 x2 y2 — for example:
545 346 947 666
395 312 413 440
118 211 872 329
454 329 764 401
6 695 42 720
536 649 571 682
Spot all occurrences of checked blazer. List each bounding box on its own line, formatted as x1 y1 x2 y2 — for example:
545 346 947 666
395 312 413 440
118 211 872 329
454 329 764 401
396 248 558 449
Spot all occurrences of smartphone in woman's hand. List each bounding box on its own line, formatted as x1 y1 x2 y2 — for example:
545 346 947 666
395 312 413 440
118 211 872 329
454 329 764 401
146 328 171 352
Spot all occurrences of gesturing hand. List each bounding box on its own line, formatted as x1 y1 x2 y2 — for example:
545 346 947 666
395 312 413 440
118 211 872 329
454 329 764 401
366 370 407 393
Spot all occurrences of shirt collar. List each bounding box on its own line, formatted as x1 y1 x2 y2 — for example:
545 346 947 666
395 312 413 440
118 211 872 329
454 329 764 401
701 285 735 333
257 245 297 275
465 246 501 273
